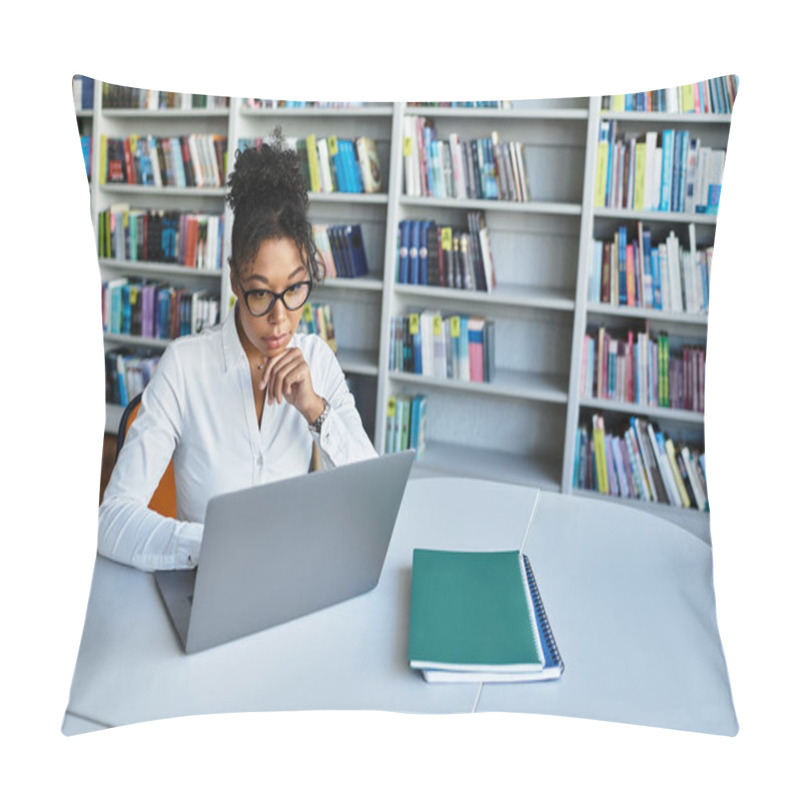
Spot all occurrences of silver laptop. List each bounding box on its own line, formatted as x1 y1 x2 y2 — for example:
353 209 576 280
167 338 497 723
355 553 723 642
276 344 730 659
154 450 415 654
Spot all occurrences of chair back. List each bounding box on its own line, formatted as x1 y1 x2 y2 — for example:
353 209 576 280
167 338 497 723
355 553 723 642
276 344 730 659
117 393 178 518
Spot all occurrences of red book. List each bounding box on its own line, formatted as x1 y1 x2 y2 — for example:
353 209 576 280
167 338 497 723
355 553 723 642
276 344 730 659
601 242 611 303
467 316 486 382
123 137 134 184
185 218 199 268
626 244 636 306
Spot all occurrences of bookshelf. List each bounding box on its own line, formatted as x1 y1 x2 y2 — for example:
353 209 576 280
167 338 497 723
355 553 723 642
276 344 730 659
82 81 734 542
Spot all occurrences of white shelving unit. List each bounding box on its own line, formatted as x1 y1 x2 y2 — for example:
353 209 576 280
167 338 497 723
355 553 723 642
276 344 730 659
84 84 733 541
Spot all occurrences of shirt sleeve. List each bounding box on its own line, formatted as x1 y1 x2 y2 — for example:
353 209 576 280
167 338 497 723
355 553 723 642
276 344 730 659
98 344 203 572
307 337 379 469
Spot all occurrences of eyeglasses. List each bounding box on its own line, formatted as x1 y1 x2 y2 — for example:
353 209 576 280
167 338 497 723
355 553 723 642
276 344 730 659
242 281 312 317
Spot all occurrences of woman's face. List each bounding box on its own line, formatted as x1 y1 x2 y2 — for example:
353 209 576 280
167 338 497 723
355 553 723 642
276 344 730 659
232 237 309 360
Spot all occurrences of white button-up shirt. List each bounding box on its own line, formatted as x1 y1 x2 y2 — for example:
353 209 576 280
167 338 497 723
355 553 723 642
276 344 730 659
98 305 378 572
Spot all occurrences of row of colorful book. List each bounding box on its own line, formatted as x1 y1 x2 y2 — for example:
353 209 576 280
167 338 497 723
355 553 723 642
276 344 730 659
296 303 337 353
587 222 710 313
73 75 95 111
396 213 497 292
574 414 708 511
407 101 511 109
594 123 725 215
313 224 370 279
99 133 228 189
601 76 738 115
389 311 495 383
101 83 229 110
403 116 531 203
243 99 371 109
385 394 428 459
97 206 224 270
102 277 220 340
581 328 705 412
104 347 161 408
238 135 383 194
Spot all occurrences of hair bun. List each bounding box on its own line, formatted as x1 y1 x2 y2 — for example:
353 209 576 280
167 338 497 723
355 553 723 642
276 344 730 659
226 127 308 215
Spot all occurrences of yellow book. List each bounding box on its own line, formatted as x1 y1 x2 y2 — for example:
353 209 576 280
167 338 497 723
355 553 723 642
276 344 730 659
592 414 609 494
594 140 609 207
305 134 321 193
633 142 647 210
665 438 691 507
680 84 695 113
99 134 107 185
611 94 625 111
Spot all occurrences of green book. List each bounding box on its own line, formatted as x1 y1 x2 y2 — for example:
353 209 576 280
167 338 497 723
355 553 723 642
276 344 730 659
409 549 563 683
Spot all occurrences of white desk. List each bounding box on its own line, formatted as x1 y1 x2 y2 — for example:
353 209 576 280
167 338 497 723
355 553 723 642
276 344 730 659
62 477 737 736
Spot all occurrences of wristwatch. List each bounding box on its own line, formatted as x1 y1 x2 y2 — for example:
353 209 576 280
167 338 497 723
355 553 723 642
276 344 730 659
308 398 331 434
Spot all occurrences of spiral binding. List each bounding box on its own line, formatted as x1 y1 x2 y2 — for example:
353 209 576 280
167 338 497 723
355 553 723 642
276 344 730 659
522 554 563 669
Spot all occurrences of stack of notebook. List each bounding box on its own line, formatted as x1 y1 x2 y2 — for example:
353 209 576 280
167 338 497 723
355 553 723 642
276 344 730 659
408 549 564 683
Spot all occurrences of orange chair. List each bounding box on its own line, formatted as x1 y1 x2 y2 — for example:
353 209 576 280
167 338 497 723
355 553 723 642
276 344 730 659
117 393 178 518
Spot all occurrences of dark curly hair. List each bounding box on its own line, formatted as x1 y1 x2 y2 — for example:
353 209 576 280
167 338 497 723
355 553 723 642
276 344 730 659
226 128 323 288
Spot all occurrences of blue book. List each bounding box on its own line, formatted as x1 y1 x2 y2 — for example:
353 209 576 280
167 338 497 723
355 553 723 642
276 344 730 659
409 315 422 375
81 136 91 178
344 224 369 277
618 226 627 305
409 220 421 285
651 247 662 310
418 221 430 284
398 221 411 283
423 125 436 197
660 130 674 211
338 139 355 192
409 395 421 455
170 137 186 188
642 227 654 307
605 121 615 207
678 131 689 212
347 140 364 193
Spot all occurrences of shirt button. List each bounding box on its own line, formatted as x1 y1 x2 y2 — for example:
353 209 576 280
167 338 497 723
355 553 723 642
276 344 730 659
256 455 263 468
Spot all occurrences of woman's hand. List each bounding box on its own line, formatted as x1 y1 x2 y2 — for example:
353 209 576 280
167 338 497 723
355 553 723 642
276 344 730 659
260 348 325 425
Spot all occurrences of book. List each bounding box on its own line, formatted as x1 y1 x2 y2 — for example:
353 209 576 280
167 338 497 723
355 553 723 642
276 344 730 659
408 549 563 683
355 136 383 193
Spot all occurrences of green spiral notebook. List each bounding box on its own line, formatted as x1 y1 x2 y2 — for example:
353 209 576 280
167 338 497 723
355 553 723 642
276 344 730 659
408 549 563 683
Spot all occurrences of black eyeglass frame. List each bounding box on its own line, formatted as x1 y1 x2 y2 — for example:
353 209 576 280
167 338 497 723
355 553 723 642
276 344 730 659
242 280 313 317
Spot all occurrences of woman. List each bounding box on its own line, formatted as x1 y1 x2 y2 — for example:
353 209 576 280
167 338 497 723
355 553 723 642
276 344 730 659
98 132 378 572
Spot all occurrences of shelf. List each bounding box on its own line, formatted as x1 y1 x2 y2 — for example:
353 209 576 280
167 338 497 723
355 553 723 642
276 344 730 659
104 332 172 349
410 440 562 492
336 348 379 377
579 397 704 425
102 108 230 118
75 109 94 118
390 368 568 404
99 259 223 280
308 191 389 205
593 208 717 225
600 111 732 125
585 303 709 326
98 184 227 197
571 488 710 544
395 282 574 312
404 106 589 121
240 105 393 117
316 273 384 293
401 195 582 216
